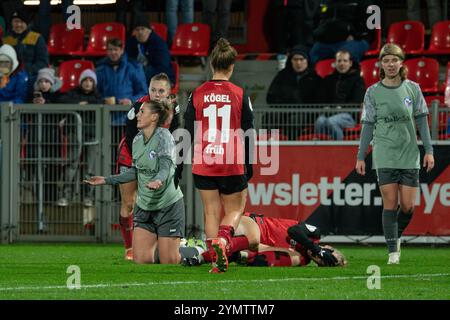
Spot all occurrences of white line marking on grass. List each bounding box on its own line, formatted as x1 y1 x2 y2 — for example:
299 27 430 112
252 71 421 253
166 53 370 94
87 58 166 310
1 273 449 292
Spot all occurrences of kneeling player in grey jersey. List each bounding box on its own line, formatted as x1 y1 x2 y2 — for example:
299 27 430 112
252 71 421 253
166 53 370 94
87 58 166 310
85 101 185 264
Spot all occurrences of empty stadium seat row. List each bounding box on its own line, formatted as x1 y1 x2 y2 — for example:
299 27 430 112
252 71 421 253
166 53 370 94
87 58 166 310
48 22 210 58
388 20 450 55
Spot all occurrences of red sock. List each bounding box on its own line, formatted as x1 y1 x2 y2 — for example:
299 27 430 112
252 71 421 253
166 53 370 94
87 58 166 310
229 235 250 255
119 215 133 249
202 250 213 263
217 225 234 253
251 251 292 267
128 214 134 248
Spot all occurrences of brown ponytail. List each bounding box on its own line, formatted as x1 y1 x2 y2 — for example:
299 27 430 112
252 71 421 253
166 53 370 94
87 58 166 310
144 100 171 126
210 38 237 72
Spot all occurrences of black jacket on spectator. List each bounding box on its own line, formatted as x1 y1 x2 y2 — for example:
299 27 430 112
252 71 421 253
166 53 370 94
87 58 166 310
317 68 365 104
27 90 60 103
59 88 103 104
266 55 321 104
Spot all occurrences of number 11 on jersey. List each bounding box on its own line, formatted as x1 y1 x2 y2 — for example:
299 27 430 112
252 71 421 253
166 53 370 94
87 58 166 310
203 104 231 143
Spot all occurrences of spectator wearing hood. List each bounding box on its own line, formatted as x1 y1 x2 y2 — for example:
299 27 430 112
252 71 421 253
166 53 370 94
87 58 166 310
30 67 62 104
2 7 49 78
0 43 28 103
126 14 174 85
314 50 365 140
266 46 321 139
266 45 321 104
59 69 102 105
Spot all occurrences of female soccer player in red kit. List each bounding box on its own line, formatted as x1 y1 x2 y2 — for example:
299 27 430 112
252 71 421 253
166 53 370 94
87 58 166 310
180 38 255 273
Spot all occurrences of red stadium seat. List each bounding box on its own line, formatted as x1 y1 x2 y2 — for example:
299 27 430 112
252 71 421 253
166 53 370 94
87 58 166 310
170 61 179 94
404 58 439 93
170 23 210 57
424 95 444 106
59 60 95 93
151 23 168 42
48 23 85 56
425 21 450 55
365 28 381 56
440 62 450 93
387 20 425 54
360 58 380 88
84 22 125 57
343 128 361 141
315 58 335 78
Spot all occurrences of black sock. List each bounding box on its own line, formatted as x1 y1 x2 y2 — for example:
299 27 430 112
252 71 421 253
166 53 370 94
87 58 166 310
398 208 413 237
382 209 398 253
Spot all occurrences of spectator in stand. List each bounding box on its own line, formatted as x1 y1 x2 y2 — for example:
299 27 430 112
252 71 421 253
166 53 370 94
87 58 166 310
0 43 28 103
202 0 232 47
166 0 194 46
0 0 23 30
267 46 321 104
309 0 375 64
2 7 49 80
126 14 175 85
96 38 147 125
29 67 62 104
407 0 442 29
59 69 102 105
314 50 365 140
266 45 321 139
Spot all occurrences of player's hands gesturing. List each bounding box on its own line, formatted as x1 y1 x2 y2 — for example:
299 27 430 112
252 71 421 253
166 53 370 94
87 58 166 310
147 180 163 190
355 160 366 176
84 176 106 185
423 154 434 172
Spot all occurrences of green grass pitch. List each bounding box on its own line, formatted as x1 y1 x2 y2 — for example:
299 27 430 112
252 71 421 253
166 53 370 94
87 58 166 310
0 244 449 300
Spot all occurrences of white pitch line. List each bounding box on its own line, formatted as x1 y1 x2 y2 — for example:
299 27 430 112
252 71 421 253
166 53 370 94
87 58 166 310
0 273 449 292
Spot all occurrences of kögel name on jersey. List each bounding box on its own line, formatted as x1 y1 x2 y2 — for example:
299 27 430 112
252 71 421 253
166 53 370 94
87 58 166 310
204 94 232 103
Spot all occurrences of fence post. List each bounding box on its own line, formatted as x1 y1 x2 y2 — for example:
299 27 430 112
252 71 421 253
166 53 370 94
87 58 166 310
1 103 10 243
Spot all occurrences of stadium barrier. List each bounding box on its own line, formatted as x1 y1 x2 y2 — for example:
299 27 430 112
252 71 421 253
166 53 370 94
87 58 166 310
1 101 449 243
0 103 198 243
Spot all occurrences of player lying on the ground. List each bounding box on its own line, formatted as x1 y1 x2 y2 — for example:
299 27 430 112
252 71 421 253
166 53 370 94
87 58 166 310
179 212 347 268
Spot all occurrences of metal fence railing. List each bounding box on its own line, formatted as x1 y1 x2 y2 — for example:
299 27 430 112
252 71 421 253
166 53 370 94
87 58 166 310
0 103 199 243
252 101 450 141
